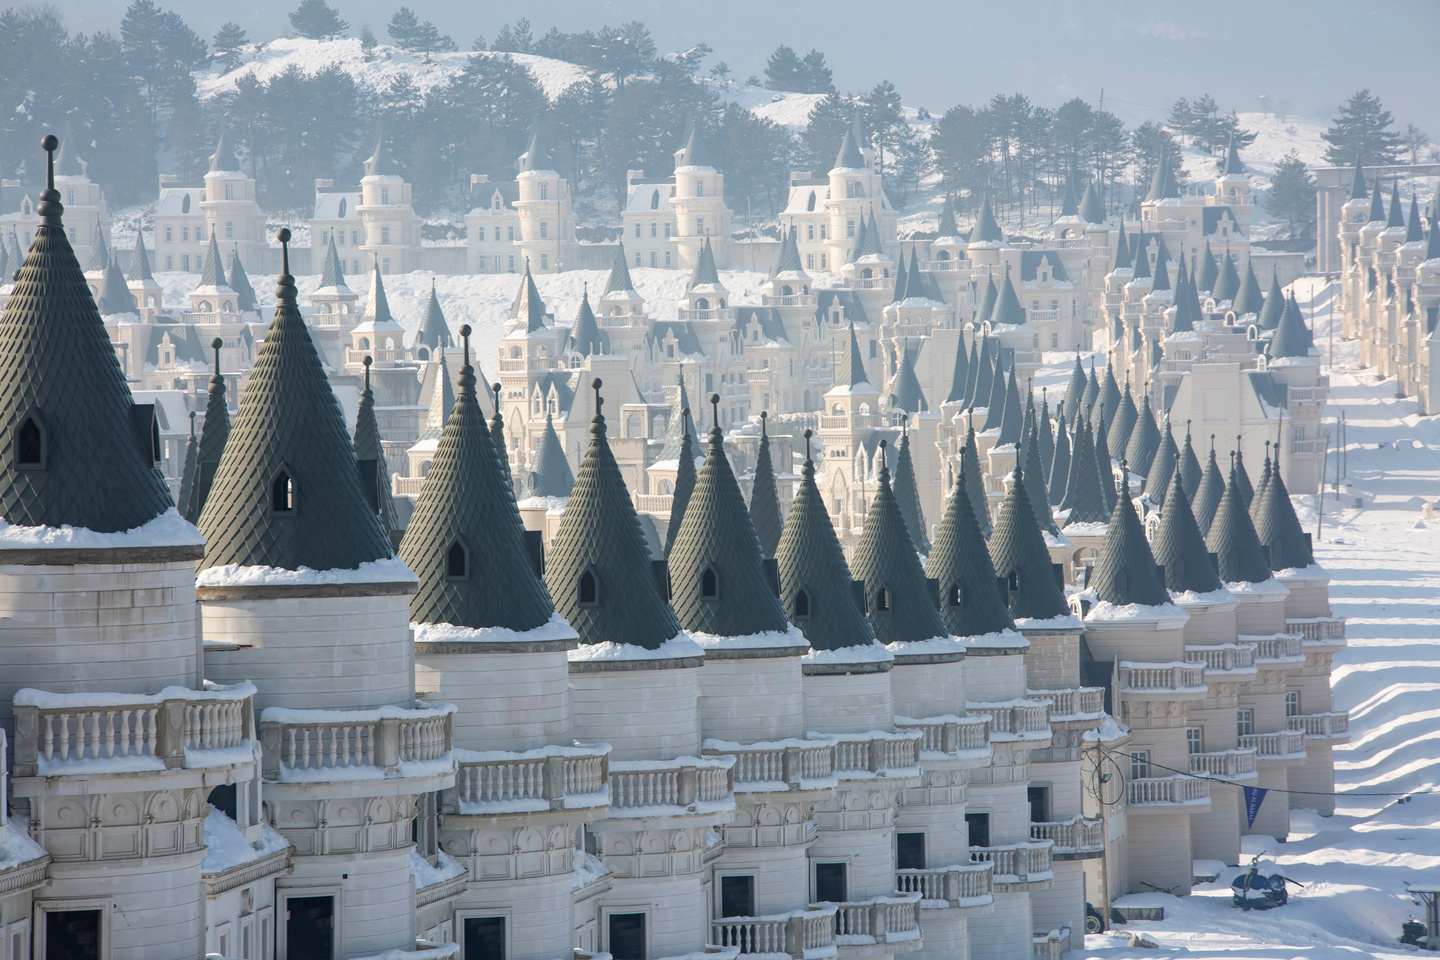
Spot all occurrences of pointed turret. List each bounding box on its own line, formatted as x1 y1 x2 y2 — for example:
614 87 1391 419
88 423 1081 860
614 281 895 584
1131 231 1152 281
1061 356 1086 429
417 353 455 442
227 249 258 313
1048 404 1071 506
1023 426 1057 535
889 249 909 303
547 380 682 650
1428 201 1440 261
177 412 199 525
961 423 992 538
1039 392 1056 479
991 266 1026 326
750 412 783 559
937 195 960 238
945 331 970 405
1171 258 1200 333
1091 367 1121 433
1144 420 1180 506
1407 194 1425 243
517 118 553 174
1058 176 1079 218
1252 447 1273 520
1112 222 1132 271
664 410 698 559
185 339 231 523
770 226 805 279
567 288 608 357
1367 176 1386 224
1125 393 1161 478
1089 467 1169 607
989 465 1069 620
1179 424 1203 499
1153 462 1223 596
846 214 870 265
1145 153 1179 201
972 195 1004 243
1151 245 1171 291
997 365 1023 446
839 322 870 388
98 256 137 315
1233 443 1255 508
960 338 980 408
1093 409 1116 513
1197 241 1219 294
982 350 1008 431
512 260 548 332
1079 181 1105 224
834 127 865 171
892 426 930 554
889 346 928 414
1252 458 1313 571
1232 259 1264 318
1221 136 1244 177
130 230 155 283
490 383 513 492
198 229 392 570
1205 465 1272 584
1268 292 1312 360
1108 380 1138 456
975 275 999 327
605 242 638 295
689 238 722 292
353 357 399 537
1212 250 1240 303
1060 418 1108 525
675 119 714 170
659 374 702 460
777 431 875 651
417 282 454 351
55 127 85 177
0 136 173 532
209 130 241 173
528 413 574 498
1257 272 1286 330
1080 362 1100 422
1387 179 1405 229
1349 152 1367 201
928 455 1016 638
87 229 111 273
1193 441 1224 537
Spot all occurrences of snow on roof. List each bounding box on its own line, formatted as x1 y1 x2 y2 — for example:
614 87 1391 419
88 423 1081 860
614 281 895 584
412 611 577 646
196 556 418 587
0 507 203 550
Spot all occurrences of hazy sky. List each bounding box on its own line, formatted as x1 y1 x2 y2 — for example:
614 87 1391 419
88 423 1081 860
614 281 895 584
62 0 1440 137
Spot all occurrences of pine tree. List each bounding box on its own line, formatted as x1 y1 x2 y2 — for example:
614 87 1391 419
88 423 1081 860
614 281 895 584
288 0 348 39
409 19 454 60
387 7 418 47
1323 89 1402 166
1265 151 1317 239
212 21 247 71
799 49 835 94
764 45 804 92
930 103 990 199
359 25 377 57
801 92 856 173
1167 97 1194 145
491 18 533 53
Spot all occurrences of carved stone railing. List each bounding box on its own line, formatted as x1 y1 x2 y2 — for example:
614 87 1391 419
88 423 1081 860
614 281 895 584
820 893 922 945
1030 816 1104 855
702 738 836 792
607 756 734 815
1240 729 1308 759
635 494 674 514
1189 748 1258 780
1245 634 1305 662
967 700 1052 741
896 861 994 908
969 840 1053 883
830 730 922 779
1128 775 1210 805
392 474 426 497
710 905 835 955
347 347 407 364
452 743 609 814
1028 687 1105 720
259 702 454 783
894 715 990 756
1185 644 1256 673
1117 662 1207 694
1287 617 1346 645
13 683 256 777
1287 711 1349 739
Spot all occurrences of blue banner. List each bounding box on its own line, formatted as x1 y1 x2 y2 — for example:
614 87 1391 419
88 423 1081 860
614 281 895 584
1244 785 1268 827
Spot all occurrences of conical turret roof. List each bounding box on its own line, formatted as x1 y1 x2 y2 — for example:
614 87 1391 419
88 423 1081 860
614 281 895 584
1406 194 1425 243
659 374 703 460
960 337 980 408
184 339 231 523
1179 424 1203 499
1125 393 1161 478
1093 408 1117 513
945 331 970 405
1080 362 1100 422
361 263 400 329
1144 421 1179 506
675 119 715 170
1233 444 1255 508
1221 136 1244 177
1268 292 1312 359
567 289 608 357
1039 392 1056 479
418 282 454 351
997 364 1023 446
889 346 928 414
1112 222 1132 271
975 276 999 327
846 214 870 264
1060 418 1108 525
1059 177 1079 218
1131 232 1152 281
227 250 258 313
418 353 455 442
1108 381 1138 456
209 130 241 173
688 237 721 288
605 242 638 295
1023 425 1057 535
517 118 553 174
1215 251 1241 303
1253 448 1272 516
512 260 548 332
992 268 1026 326
664 410 698 558
130 231 155 283
889 251 909 304
892 427 930 553
989 465 1069 620
1079 181 1105 224
1153 462 1223 596
938 195 960 238
1205 464 1272 584
777 432 874 651
961 422 992 538
98 256 136 315
771 226 806 278
1048 405 1071 506
1252 458 1313 571
1368 176 1387 223
1145 153 1179 201
353 358 399 537
0 137 173 533
1151 245 1171 291
547 382 682 650
1257 272 1285 330
1061 356 1086 428
197 234 227 289
1091 367 1121 433
1428 205 1440 261
1192 442 1224 537
1387 179 1405 229
1349 153 1367 200
528 413 574 498
177 412 198 525
1089 467 1168 607
749 413 783 559
927 452 1016 638
834 127 865 171
319 235 347 289
1197 241 1218 294
982 349 1008 431
198 231 392 571
56 128 85 177
973 195 1004 243
836 322 872 388
851 443 948 645
1232 259 1264 318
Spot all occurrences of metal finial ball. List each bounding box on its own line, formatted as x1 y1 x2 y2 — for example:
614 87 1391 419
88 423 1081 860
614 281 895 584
277 227 292 244
682 407 690 417
459 323 472 338
211 337 223 350
803 428 812 439
41 135 57 153
591 378 602 390
710 393 720 404
879 439 887 450
363 355 373 367
760 410 767 420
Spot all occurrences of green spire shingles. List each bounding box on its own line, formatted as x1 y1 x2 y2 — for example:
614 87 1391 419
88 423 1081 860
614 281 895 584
1079 362 1100 423
354 358 399 537
689 237 721 288
960 338 980 408
664 411 698 558
1058 177 1079 218
937 194 960 237
1257 272 1286 331
548 382 681 650
1079 181 1105 224
1153 462 1223 596
890 253 908 304
777 433 874 652
319 235 347 289
1038 392 1055 479
1387 179 1405 229
1047 407 1071 507
989 465 1069 621
1125 393 1161 478
840 322 870 387
1061 356 1086 428
961 424 991 538
401 332 553 632
1193 442 1225 537
1144 420 1180 506
0 138 174 533
87 225 110 273
834 127 865 170
850 444 948 646
1112 222 1131 271
927 454 1016 638
528 414 574 498
1093 409 1117 513
512 260 548 331
185 340 232 523
1268 292 1312 360
1091 366 1121 433
490 382 514 492
1349 153 1367 200
997 365 1024 446
975 276 999 327
944 331 970 405
1221 135 1244 177
892 428 930 554
417 282 453 351
1108 381 1138 456
1233 444 1255 508
750 413 783 559
227 250 258 313
177 412 198 519
889 346 928 414
130 231 155 283
1089 463 1169 607
1179 424 1203 499
1023 426 1057 536
1252 460 1313 571
972 195 1004 243
1060 418 1108 525
1205 465 1272 584
198 232 392 571
1232 259 1264 318
567 289 608 357
659 374 702 460
970 333 995 409
605 242 637 294
982 349 1008 431
99 256 137 315
1213 250 1241 303
670 409 790 639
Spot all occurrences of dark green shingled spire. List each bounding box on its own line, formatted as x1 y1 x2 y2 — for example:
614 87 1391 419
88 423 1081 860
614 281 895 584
989 464 1068 620
834 127 865 170
1252 446 1272 517
517 117 552 174
1023 425 1057 535
1221 135 1243 177
889 346 928 414
1112 222 1131 271
750 412 782 560
777 431 874 651
938 194 960 238
960 337 980 408
418 282 453 351
490 382 514 493
975 275 999 326
1214 251 1241 303
198 229 392 570
1091 366 1120 433
1257 272 1286 331
1089 463 1168 607
664 409 698 559
1150 244 1171 292
1145 153 1179 201
928 452 1016 638
675 119 715 170
1197 240 1218 294
1039 391 1055 479
1048 403 1071 506
1131 231 1152 281
851 441 948 645
130 230 154 283
512 260 548 332
840 322 870 387
1059 176 1079 218
0 136 173 533
210 130 241 172
354 356 399 537
1232 259 1264 318
1268 291 1312 359
997 364 1023 447
982 349 1008 431
1179 423 1203 499
971 332 996 407
401 326 554 631
1125 393 1161 478
1094 408 1117 513
770 226 805 278
972 194 1004 243
1061 355 1086 429
1367 174 1387 223
528 413 574 498
961 422 992 538
1205 464 1272 584
1252 458 1313 571
1349 152 1367 200
670 395 790 638
1172 258 1201 333
548 380 681 649
1079 181 1105 224
98 256 136 315
1060 418 1108 525
1144 420 1179 506
1193 440 1224 537
228 250 258 313
1406 194 1425 244
890 251 909 304
892 425 930 554
1153 461 1223 595
1233 442 1255 508
689 237 721 288
177 412 198 520
846 215 870 265
1387 179 1405 229
87 224 110 272
660 373 702 459
1080 361 1100 423
320 235 346 289
185 339 231 523
198 234 226 288
992 267 1026 326
945 331 970 404
1108 380 1137 457
567 288 608 357
605 243 637 295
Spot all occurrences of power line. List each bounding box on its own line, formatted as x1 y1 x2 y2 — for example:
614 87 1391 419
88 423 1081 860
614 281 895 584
1100 744 1428 799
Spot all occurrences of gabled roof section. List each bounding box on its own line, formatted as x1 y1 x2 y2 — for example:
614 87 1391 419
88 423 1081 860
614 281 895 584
777 432 874 651
418 282 454 351
1205 464 1272 584
1020 250 1068 283
989 464 1069 620
567 289 608 357
353 358 398 536
750 413 783 559
1153 461 1223 595
1252 459 1313 570
0 138 174 533
1089 467 1168 608
664 411 698 559
688 237 721 288
198 232 393 571
851 444 948 645
98 257 137 315
1193 443 1224 537
1123 393 1160 480
928 448 1016 638
892 428 930 554
1079 181 1105 224
512 261 548 331
972 195 1004 243
1179 425 1203 499
319 236 348 290
889 346 928 414
1060 418 1108 525
605 242 638 295
834 127 866 171
130 231 155 283
209 130 241 173
945 331 970 404
528 413 574 498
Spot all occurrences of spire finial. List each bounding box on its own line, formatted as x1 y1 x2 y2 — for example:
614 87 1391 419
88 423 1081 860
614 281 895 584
1119 458 1128 496
38 134 62 225
709 392 720 434
189 410 196 438
1186 418 1192 438
592 377 604 417
42 134 57 190
760 409 768 436
803 427 813 462
211 337 223 374
460 323 472 369
1210 433 1215 452
492 382 502 416
277 227 291 278
362 354 372 391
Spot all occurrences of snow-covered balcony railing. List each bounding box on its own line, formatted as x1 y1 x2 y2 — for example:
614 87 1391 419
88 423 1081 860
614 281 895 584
894 715 991 758
1010 349 1043 368
392 474 426 497
1116 662 1208 696
654 947 740 960
922 257 963 270
820 414 880 430
1161 358 1198 375
258 702 455 783
1185 644 1256 674
1188 749 1257 780
1027 309 1059 323
1128 775 1210 806
12 683 256 777
1287 711 1349 740
353 941 459 960
1287 617 1346 645
1286 384 1329 404
968 840 1054 883
1028 687 1105 721
896 861 993 909
820 893 922 946
761 294 818 307
830 730 923 780
1244 634 1305 663
702 737 837 793
635 494 674 515
1032 927 1070 960
346 347 406 364
1030 816 1104 858
710 905 836 956
967 700 1052 742
847 277 892 290
450 743 610 814
1240 729 1308 760
677 307 737 321
607 756 735 816
1291 438 1326 455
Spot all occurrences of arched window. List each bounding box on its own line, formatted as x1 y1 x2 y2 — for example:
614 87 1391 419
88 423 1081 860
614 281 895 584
446 541 467 579
876 587 890 611
794 590 810 618
271 472 294 512
862 268 872 279
937 251 949 261
360 337 371 350
16 416 43 467
696 298 710 309
198 300 213 313
701 568 718 598
782 285 792 296
807 191 816 211
579 570 598 605
420 460 432 477
651 189 660 210
417 346 429 361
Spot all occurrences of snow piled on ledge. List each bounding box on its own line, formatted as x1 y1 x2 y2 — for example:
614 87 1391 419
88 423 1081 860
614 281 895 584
802 641 894 665
568 634 705 662
1084 598 1189 622
412 612 576 646
0 507 204 549
197 556 418 587
201 806 290 875
885 635 968 656
691 624 810 651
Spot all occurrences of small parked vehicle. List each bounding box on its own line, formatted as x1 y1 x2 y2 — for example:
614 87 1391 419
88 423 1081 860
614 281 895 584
1232 854 1302 910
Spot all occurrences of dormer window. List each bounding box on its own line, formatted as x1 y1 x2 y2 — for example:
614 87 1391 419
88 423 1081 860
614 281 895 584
271 471 294 513
876 587 890 611
651 190 660 210
446 541 468 580
701 568 718 599
807 192 816 212
15 415 43 468
794 590 810 618
948 585 963 608
578 570 598 606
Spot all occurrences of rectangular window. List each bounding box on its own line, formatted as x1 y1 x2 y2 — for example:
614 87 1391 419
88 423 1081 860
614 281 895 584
381 187 390 204
650 252 658 268
650 222 657 238
696 217 704 235
705 374 714 393
868 340 877 359
285 896 333 960
353 259 360 273
67 188 75 205
508 255 516 273
165 226 173 242
720 876 755 918
322 229 329 245
1027 786 1049 822
1285 692 1300 717
637 252 643 267
540 222 548 239
965 812 990 848
664 223 671 238
382 257 390 274
1051 332 1059 349
820 225 827 240
226 221 233 239
182 254 189 271
464 917 505 960
814 862 847 903
351 230 358 245
807 253 815 269
1051 298 1059 310
540 182 548 200
540 253 549 270
338 230 345 245
608 914 646 960
1130 750 1151 781
896 832 926 870
478 256 487 272
1237 709 1254 737
820 254 827 269
493 256 500 272
182 226 189 241
1187 727 1204 754
846 219 855 238
225 182 233 200
165 255 173 270
507 226 515 242
664 251 672 267
635 223 642 238
382 226 390 244
807 224 814 240
1032 299 1040 310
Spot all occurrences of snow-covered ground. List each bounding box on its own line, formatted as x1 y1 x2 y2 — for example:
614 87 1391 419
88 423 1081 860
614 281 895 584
1075 280 1440 959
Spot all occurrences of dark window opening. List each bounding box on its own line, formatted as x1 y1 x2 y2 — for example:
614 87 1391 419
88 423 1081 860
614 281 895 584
1028 786 1049 823
271 472 294 513
1007 571 1019 592
16 417 42 466
701 568 718 598
720 875 755 918
207 783 237 821
948 584 963 607
794 590 810 618
608 913 646 960
897 832 926 870
285 896 334 960
579 570 598 605
447 542 468 579
464 916 505 960
46 908 101 960
815 862 847 903
966 812 990 848
876 588 890 611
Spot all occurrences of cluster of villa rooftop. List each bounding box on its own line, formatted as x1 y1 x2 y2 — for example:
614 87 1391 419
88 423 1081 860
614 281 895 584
0 132 1343 960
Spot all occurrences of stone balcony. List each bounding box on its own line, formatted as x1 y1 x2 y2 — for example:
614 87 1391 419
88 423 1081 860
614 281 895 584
1287 711 1350 742
820 414 881 430
392 474 425 498
831 730 923 782
1287 617 1347 651
702 737 837 794
966 700 1052 745
821 893 923 955
1239 729 1309 762
1189 748 1258 781
1033 927 1071 960
896 861 994 911
635 494 674 515
761 294 819 308
347 347 408 365
1128 775 1211 809
677 306 737 321
1116 662 1208 699
1030 816 1105 860
894 715 991 762
607 755 735 818
711 906 835 958
1185 643 1257 676
969 840 1054 886
12 683 257 779
1028 687 1105 722
1243 634 1306 665
449 743 610 815
258 701 454 789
